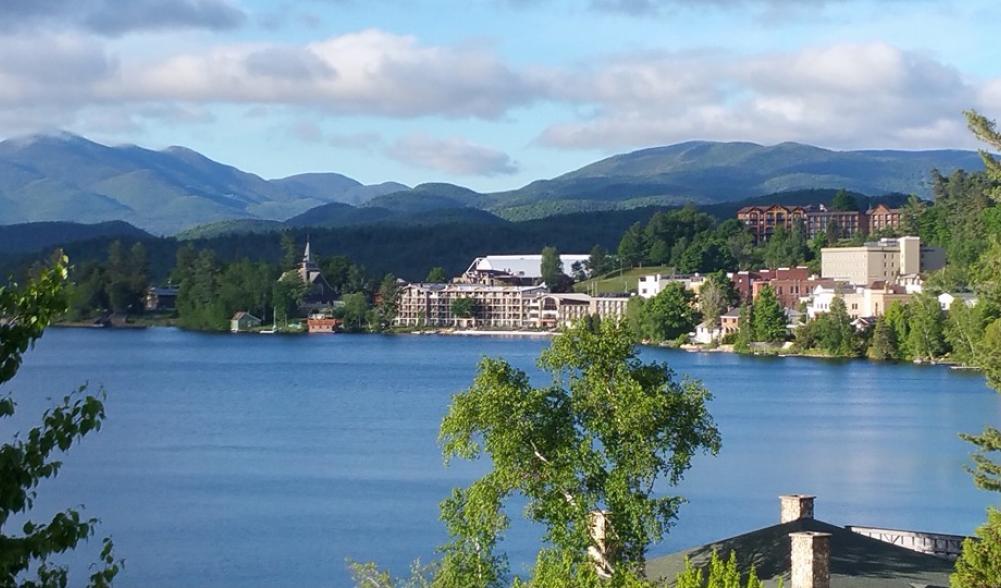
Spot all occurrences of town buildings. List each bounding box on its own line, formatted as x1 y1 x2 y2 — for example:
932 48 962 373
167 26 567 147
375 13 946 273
820 236 945 286
806 282 913 319
737 203 904 243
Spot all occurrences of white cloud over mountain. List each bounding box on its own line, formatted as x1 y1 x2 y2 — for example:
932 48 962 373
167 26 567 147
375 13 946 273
538 42 990 150
0 26 997 171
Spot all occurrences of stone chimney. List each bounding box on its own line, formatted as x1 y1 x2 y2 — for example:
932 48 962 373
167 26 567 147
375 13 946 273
790 531 831 588
780 494 815 524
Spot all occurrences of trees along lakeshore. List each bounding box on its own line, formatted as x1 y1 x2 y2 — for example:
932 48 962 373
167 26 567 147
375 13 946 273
431 320 720 587
624 283 699 344
0 254 121 587
952 110 1001 588
749 285 786 344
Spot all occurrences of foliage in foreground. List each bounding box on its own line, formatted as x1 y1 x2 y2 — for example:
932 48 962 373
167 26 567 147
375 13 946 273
0 254 121 587
433 320 720 587
674 551 766 588
951 507 1001 588
352 320 720 587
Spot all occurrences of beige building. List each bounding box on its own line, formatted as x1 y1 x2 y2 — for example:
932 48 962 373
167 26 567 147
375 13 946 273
395 283 629 330
529 293 629 329
807 282 912 319
395 283 547 328
821 237 945 286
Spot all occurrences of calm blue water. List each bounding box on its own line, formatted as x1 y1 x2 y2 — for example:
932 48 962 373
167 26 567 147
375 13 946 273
5 328 999 587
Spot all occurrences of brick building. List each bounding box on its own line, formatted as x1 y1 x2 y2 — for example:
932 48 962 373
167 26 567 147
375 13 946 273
737 203 903 243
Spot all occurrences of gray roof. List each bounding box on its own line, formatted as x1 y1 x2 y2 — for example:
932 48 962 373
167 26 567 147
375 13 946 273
467 254 589 279
645 518 952 588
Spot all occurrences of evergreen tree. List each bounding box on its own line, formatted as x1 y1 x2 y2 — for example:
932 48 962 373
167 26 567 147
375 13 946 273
831 189 858 211
883 301 911 360
425 266 448 283
586 245 609 276
751 285 786 343
376 274 401 329
867 316 899 360
540 246 566 292
617 223 646 268
965 109 1001 203
951 507 1001 588
280 232 299 270
733 302 754 352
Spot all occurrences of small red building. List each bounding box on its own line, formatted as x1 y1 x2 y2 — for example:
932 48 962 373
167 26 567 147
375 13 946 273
307 315 339 333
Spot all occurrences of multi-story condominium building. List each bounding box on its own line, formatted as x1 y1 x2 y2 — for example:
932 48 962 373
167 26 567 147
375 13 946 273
804 207 864 240
867 204 903 234
395 283 630 330
821 236 945 286
737 203 903 243
736 205 809 243
529 293 629 329
394 283 547 328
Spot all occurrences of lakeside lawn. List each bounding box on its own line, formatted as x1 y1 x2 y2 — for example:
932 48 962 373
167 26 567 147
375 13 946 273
573 265 673 295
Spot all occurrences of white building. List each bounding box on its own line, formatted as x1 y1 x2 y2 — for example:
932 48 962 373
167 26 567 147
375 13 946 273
806 282 912 319
638 273 707 299
821 237 945 286
938 292 978 311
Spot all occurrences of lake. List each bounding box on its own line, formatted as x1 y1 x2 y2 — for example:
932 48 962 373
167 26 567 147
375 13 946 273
7 328 1000 587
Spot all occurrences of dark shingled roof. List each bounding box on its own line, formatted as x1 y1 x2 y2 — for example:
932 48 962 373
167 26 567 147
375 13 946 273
645 517 953 588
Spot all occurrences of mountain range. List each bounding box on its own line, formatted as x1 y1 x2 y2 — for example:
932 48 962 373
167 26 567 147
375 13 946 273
0 132 986 235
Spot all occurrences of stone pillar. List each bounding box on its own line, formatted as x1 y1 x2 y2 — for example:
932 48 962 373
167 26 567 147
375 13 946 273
780 494 815 523
790 531 831 588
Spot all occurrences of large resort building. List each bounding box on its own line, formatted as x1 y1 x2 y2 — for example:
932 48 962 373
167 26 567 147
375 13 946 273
737 203 902 243
394 253 628 329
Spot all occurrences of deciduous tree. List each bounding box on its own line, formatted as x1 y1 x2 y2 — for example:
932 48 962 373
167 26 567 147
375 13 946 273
435 321 721 587
0 254 121 587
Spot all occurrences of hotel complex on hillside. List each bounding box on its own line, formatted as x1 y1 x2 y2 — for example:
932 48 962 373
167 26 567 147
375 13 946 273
736 203 902 243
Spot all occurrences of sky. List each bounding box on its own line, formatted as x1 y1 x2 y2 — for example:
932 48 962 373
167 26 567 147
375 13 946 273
0 0 999 191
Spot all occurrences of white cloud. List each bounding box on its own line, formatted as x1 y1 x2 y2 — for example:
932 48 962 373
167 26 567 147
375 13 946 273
118 29 540 118
538 42 988 150
385 134 518 176
0 28 995 155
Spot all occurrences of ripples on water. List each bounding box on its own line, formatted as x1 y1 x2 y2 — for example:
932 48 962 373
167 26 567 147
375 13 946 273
8 328 999 586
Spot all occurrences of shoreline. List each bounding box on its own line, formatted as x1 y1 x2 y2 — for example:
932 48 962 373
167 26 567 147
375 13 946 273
52 322 980 372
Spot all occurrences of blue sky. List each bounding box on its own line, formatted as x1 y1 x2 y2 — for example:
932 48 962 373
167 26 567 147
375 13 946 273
0 0 998 191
